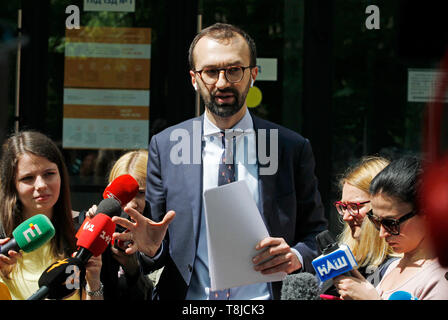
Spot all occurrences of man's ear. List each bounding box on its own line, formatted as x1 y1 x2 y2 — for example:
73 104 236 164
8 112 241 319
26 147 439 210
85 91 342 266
190 70 198 91
250 66 258 87
251 66 259 82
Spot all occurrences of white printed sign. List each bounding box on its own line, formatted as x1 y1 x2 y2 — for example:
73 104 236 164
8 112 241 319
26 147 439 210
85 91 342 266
63 27 151 149
408 69 448 102
84 0 136 12
256 58 277 81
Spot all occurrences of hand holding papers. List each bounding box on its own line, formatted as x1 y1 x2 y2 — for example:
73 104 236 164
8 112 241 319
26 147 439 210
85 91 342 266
203 180 287 291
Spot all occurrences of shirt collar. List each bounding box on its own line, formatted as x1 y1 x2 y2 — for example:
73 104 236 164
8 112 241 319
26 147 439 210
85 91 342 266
203 109 254 137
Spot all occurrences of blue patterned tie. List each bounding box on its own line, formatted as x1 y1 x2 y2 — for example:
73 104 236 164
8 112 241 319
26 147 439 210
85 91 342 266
210 130 234 300
218 131 235 186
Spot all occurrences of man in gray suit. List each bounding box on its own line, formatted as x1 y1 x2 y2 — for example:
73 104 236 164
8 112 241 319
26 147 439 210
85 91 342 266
113 23 328 300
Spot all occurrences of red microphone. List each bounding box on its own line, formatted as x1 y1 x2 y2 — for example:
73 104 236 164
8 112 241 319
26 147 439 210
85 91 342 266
102 174 139 207
320 294 342 300
75 213 116 264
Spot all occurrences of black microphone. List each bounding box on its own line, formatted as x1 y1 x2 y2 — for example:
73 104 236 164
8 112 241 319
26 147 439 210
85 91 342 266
96 197 122 218
315 230 354 294
315 230 340 255
28 257 86 300
281 272 320 300
95 197 132 251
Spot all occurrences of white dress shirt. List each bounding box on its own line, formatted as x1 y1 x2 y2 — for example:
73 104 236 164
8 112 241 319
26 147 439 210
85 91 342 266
186 110 271 300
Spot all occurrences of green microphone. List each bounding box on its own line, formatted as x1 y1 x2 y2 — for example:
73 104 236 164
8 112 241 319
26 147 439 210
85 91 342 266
0 214 55 256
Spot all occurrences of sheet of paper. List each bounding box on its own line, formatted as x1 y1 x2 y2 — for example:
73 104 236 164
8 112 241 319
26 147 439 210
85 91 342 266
203 180 287 291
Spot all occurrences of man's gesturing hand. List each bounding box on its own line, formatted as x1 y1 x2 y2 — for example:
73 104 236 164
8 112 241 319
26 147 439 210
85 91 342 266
112 207 175 258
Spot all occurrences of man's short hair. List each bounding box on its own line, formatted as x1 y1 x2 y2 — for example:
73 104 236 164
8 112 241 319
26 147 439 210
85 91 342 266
188 23 257 70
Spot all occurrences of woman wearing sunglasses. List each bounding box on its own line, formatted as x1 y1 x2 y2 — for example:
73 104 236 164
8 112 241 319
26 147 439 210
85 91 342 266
334 156 398 286
334 155 448 300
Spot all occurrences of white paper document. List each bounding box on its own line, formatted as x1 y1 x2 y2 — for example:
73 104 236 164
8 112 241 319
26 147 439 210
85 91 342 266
203 180 287 291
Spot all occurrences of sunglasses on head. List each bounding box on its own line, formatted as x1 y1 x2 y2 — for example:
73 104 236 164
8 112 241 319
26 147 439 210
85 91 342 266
367 209 417 235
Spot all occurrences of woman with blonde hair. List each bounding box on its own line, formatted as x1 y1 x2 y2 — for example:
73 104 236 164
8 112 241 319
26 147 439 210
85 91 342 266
79 149 153 299
334 155 448 300
334 156 399 285
107 150 148 214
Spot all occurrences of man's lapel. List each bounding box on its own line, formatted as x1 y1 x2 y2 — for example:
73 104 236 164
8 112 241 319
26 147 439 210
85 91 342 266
252 114 277 234
182 115 204 244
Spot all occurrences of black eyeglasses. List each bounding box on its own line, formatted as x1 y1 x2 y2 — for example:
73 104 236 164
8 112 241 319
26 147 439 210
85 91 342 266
194 66 254 85
367 210 417 235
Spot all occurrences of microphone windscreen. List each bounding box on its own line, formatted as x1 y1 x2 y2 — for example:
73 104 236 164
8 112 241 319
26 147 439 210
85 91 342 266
281 272 320 300
96 197 122 218
103 174 139 206
38 257 86 300
12 214 55 253
76 213 115 256
389 291 418 300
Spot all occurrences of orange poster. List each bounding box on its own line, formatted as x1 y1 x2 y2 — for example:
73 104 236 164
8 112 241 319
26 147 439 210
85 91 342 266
63 26 151 149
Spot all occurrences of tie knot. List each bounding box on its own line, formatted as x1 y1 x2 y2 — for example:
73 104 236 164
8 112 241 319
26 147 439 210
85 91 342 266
219 130 237 151
220 131 228 148
218 131 236 186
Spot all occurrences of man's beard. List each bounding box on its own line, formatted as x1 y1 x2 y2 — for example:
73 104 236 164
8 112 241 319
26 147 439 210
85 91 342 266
202 85 249 118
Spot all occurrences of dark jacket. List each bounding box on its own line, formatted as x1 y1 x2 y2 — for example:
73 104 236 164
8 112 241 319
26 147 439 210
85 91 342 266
139 113 328 300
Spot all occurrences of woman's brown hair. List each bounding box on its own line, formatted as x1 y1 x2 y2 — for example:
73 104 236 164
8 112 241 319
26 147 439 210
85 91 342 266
0 131 76 258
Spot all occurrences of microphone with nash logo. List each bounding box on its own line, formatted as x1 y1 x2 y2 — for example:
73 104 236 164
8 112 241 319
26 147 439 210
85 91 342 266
312 230 358 283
